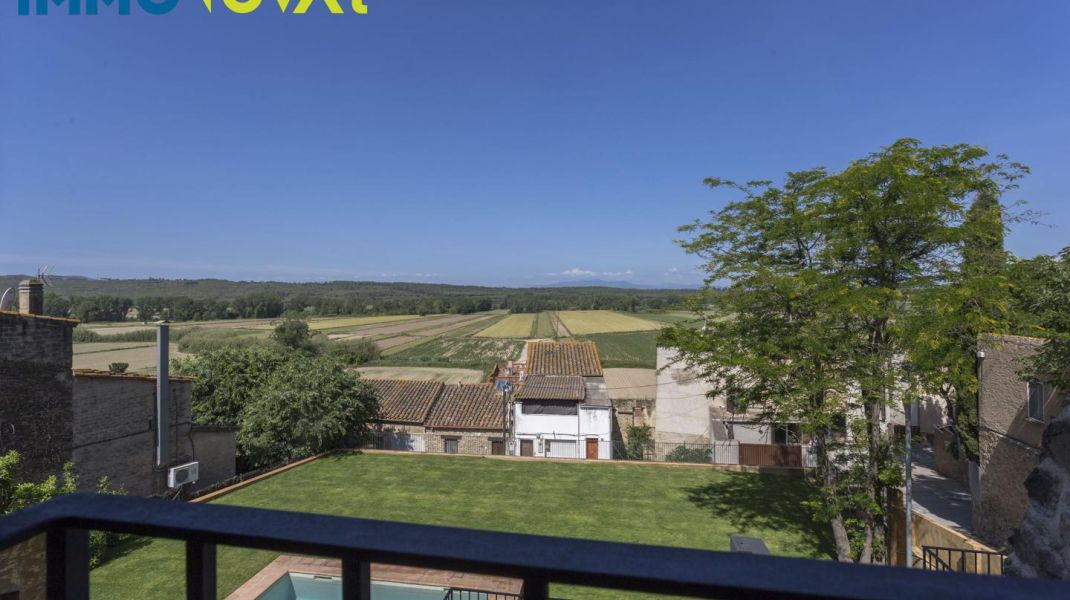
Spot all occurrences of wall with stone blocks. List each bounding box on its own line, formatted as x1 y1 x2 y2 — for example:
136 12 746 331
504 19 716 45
0 313 76 482
72 374 194 497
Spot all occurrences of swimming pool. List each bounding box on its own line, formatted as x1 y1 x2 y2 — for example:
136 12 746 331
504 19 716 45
256 572 449 600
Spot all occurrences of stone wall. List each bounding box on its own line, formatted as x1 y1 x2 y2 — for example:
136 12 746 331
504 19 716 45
71 373 195 497
190 426 237 493
975 335 1064 546
425 429 503 455
1005 405 1070 580
0 312 77 481
611 397 655 442
0 535 45 600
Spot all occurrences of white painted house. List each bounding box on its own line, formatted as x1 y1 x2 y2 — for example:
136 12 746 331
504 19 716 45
510 342 613 460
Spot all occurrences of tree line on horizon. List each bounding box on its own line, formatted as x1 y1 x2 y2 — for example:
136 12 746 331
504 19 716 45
22 286 689 322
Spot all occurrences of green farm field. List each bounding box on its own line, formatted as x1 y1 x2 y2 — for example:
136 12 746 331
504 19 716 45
578 330 658 369
532 312 556 337
473 313 534 338
91 454 832 600
555 310 664 335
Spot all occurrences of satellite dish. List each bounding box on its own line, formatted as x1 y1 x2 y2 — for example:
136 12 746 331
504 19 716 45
0 288 13 311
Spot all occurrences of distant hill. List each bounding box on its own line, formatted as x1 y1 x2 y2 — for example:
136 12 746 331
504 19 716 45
544 279 696 290
0 275 692 300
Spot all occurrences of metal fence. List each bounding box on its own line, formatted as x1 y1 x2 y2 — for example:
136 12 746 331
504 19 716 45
442 588 522 600
921 545 1005 576
3 493 1062 600
365 432 817 469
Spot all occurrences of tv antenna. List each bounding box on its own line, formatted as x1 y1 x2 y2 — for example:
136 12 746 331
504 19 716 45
36 265 55 287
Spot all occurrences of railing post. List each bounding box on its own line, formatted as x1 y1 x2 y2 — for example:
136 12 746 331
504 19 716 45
342 557 371 600
521 578 548 600
186 541 217 600
46 527 90 600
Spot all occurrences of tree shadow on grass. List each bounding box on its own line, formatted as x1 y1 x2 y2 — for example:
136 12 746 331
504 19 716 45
92 534 154 569
684 473 835 559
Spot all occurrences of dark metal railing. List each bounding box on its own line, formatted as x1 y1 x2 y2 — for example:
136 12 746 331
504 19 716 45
921 545 1005 576
0 494 1061 600
442 588 522 600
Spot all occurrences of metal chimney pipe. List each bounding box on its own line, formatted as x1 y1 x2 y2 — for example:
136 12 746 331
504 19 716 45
156 321 170 468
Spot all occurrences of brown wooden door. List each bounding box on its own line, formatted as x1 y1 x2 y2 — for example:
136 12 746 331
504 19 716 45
586 438 599 460
520 439 534 457
491 440 504 455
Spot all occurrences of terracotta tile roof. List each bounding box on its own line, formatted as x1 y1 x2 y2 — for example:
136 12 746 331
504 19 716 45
366 379 444 424
424 383 504 430
526 341 602 377
514 375 586 401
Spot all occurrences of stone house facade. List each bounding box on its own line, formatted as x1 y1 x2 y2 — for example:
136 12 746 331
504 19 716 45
974 334 1066 547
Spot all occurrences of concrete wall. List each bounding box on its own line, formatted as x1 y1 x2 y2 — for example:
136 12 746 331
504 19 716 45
512 404 612 459
932 426 969 486
0 312 77 481
975 335 1065 547
888 490 1000 573
654 347 714 446
190 426 237 493
72 374 195 497
376 423 428 451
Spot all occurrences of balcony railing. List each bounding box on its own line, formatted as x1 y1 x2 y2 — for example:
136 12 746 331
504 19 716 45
0 493 1062 600
921 545 1005 576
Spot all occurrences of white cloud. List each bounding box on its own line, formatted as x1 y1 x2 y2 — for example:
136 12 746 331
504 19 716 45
546 267 634 279
666 267 679 273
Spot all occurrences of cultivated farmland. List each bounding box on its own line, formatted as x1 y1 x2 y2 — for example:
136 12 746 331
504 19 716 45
579 331 658 368
72 343 189 372
304 314 434 331
354 366 484 383
555 310 664 335
474 313 534 338
532 312 556 338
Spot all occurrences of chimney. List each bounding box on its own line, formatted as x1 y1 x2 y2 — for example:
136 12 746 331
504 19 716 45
155 321 170 468
18 279 43 315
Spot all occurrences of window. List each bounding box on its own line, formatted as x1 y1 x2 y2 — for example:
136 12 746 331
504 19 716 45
444 438 459 454
1027 382 1047 422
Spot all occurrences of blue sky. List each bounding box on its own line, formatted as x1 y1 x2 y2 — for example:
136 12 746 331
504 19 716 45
1 1 1067 287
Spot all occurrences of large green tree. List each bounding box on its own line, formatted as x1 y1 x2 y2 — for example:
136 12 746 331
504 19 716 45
238 355 378 468
662 139 1026 562
1014 247 1070 391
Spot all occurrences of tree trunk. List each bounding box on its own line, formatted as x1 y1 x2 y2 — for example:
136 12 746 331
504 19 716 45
830 514 853 561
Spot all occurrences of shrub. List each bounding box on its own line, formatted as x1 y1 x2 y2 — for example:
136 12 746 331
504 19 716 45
238 356 378 468
665 445 711 463
623 425 654 460
175 328 268 354
108 362 129 374
326 337 381 365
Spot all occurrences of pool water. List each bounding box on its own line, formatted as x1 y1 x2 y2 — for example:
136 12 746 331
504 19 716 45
257 572 449 600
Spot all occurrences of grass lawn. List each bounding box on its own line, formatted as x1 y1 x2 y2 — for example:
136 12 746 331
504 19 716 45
555 310 663 335
473 313 535 338
91 454 832 600
579 331 658 368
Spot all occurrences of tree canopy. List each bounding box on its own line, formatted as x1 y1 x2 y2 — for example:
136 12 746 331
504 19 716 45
661 139 1027 562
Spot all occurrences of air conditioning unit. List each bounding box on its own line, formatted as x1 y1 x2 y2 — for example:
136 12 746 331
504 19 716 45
167 461 199 488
